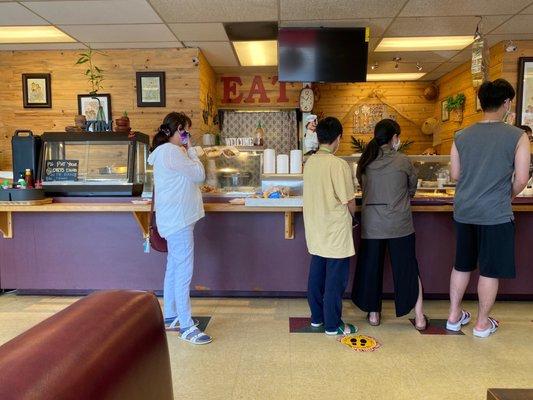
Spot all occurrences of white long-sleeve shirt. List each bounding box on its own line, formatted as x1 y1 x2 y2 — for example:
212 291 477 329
147 142 205 238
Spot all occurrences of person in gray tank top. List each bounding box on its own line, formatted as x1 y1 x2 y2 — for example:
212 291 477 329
446 79 530 338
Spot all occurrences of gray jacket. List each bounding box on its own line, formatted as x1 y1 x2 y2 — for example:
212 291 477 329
359 146 417 239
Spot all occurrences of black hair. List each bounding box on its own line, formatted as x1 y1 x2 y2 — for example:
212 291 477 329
519 125 532 133
478 79 515 112
316 117 343 145
356 119 401 184
150 112 192 152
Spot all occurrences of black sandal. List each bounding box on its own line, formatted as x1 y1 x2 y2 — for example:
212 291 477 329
367 312 381 326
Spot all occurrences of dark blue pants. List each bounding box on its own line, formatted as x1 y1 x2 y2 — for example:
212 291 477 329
307 255 350 331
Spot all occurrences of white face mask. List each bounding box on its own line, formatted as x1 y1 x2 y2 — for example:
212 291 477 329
502 100 511 123
392 138 401 151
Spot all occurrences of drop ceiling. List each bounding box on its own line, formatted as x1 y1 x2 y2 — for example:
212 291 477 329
0 0 531 81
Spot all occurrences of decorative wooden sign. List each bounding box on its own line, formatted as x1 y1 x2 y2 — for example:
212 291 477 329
220 75 294 105
353 104 396 135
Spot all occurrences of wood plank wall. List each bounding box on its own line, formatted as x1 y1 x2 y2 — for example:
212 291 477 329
198 51 219 134
314 82 435 155
0 47 201 170
433 43 505 154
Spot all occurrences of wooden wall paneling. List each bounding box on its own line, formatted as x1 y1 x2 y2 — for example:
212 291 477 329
0 48 201 170
314 82 435 156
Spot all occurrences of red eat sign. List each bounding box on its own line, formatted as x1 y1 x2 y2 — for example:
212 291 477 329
221 75 289 104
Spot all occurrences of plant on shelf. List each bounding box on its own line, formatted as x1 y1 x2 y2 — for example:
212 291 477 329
350 136 414 154
115 111 131 134
76 47 106 95
445 93 466 122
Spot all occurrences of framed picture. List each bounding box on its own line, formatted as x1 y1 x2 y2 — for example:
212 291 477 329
516 57 533 127
77 94 112 123
136 71 165 107
441 100 449 122
22 73 51 108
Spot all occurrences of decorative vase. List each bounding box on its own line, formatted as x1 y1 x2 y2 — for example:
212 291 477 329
450 108 463 123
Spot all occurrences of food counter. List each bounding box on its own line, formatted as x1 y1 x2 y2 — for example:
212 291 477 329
1 195 532 299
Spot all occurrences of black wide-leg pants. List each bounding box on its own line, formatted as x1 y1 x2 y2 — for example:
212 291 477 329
351 233 420 317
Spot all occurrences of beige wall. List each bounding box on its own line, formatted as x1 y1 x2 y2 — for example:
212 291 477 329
0 47 202 170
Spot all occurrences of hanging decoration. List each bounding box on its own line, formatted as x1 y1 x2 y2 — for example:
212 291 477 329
471 16 489 88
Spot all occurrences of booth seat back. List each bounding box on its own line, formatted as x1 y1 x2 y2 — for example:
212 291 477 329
0 290 173 400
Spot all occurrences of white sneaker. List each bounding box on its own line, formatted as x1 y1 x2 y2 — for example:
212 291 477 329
310 322 323 328
473 317 499 338
446 310 471 331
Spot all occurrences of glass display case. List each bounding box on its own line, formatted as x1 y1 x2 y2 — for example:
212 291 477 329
39 132 149 196
200 147 263 196
339 155 453 196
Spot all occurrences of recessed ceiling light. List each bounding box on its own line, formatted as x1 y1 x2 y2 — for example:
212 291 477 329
233 40 277 66
366 73 426 81
375 36 474 52
0 26 75 44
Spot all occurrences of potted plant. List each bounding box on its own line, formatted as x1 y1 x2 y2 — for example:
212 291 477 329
445 93 466 123
115 111 131 133
76 47 105 95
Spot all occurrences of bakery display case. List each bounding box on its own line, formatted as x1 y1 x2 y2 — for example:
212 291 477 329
339 155 453 197
38 132 149 196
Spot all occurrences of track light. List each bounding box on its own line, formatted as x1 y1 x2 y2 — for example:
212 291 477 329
416 62 423 71
393 56 401 69
505 40 517 52
371 62 379 70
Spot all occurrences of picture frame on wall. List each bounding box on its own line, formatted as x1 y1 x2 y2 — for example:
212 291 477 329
136 71 166 107
441 100 449 122
516 57 533 127
77 94 112 123
22 73 51 108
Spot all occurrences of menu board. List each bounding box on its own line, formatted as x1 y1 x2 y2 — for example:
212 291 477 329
44 160 79 181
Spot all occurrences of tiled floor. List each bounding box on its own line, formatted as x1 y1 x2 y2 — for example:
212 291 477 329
1 294 532 400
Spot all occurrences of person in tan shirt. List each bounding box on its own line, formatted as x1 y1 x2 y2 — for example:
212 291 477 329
351 119 427 330
303 117 358 336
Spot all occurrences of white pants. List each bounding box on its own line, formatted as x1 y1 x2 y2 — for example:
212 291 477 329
163 223 195 329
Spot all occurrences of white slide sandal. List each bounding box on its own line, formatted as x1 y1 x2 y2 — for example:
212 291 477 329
473 317 499 338
446 310 471 331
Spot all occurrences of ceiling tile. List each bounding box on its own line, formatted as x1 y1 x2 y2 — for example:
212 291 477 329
280 0 406 19
490 15 533 35
279 18 391 37
522 3 533 14
369 50 459 63
421 61 464 81
0 3 48 25
386 15 508 37
447 48 473 64
22 0 162 24
89 41 182 49
58 24 176 42
0 42 86 50
400 0 532 16
184 41 238 66
148 0 278 23
168 23 228 41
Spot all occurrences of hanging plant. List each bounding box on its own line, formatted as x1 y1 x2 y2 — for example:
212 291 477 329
76 48 106 95
445 93 466 122
351 136 414 153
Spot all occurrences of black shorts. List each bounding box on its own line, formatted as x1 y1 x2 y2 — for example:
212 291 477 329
454 220 516 279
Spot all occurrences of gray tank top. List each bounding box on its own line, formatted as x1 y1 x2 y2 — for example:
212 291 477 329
454 122 523 225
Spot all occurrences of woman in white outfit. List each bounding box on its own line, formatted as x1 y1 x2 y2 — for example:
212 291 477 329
147 112 212 345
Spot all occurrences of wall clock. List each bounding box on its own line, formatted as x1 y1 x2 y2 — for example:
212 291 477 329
299 86 314 112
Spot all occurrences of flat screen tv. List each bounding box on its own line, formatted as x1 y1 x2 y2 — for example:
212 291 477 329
278 27 368 83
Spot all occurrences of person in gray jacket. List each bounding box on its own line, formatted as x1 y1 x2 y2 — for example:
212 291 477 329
351 119 427 330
